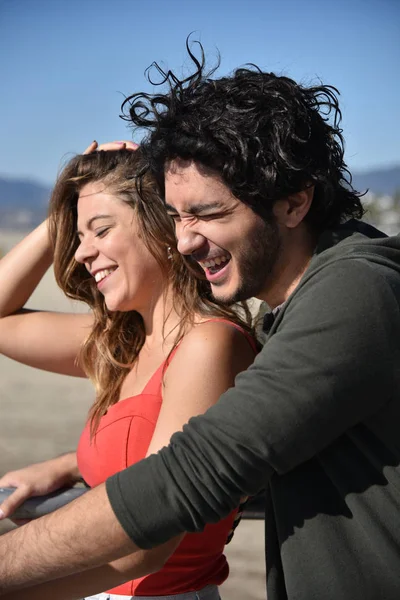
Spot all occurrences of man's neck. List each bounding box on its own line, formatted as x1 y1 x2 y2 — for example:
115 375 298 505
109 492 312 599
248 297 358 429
258 226 316 309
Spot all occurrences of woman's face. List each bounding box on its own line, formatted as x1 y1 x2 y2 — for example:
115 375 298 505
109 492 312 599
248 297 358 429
74 181 166 313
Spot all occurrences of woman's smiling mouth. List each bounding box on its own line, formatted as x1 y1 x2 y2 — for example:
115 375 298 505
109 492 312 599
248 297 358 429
93 267 118 286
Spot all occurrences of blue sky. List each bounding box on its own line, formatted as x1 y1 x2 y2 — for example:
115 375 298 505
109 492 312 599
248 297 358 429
0 0 399 185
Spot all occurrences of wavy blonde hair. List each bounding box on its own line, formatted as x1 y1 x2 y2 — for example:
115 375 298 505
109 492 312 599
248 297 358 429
48 149 253 431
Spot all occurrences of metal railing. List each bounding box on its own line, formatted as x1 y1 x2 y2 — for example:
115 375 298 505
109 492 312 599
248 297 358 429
0 486 266 521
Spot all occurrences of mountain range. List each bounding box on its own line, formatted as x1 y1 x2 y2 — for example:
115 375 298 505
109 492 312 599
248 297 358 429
351 165 400 197
1 165 399 230
0 177 51 229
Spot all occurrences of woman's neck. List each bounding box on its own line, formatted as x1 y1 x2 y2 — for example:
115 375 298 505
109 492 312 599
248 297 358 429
138 285 186 352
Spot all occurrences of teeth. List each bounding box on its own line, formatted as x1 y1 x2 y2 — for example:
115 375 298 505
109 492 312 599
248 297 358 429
94 268 115 283
202 255 229 268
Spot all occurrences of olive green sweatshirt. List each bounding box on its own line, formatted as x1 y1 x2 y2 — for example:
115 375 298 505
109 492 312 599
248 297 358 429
107 221 400 600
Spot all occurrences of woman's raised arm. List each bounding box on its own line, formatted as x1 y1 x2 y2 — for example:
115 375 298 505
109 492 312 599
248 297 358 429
0 220 92 376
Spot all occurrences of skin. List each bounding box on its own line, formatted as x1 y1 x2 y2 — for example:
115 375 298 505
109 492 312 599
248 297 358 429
165 159 316 308
0 168 256 596
0 159 317 594
75 181 168 318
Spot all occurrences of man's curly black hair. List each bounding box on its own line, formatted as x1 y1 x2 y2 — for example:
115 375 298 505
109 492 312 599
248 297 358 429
121 39 364 231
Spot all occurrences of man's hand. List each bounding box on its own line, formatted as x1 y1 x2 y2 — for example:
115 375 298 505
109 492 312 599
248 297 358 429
0 483 140 593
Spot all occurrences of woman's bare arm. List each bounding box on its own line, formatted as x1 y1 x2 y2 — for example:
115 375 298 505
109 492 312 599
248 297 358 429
90 321 256 591
0 453 81 520
0 221 93 376
146 320 256 457
0 321 255 595
0 221 52 318
113 321 256 581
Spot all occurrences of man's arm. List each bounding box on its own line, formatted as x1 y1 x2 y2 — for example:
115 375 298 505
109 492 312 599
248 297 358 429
0 259 398 591
1 534 181 600
0 484 138 593
106 258 400 547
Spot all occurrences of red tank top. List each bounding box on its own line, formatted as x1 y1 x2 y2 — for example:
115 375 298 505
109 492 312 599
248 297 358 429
76 320 257 596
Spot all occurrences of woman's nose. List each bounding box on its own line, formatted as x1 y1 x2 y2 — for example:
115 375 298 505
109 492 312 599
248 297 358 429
74 238 98 265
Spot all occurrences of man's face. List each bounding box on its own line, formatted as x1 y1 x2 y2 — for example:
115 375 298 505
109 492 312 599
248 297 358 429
165 160 282 303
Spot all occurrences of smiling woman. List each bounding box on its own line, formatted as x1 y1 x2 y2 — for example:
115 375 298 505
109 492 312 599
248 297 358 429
74 180 165 314
0 149 258 599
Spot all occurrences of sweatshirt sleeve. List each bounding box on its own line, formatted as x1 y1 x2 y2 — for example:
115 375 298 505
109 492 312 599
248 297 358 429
106 258 400 548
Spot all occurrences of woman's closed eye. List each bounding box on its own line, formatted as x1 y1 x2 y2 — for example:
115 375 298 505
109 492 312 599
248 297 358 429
95 227 111 238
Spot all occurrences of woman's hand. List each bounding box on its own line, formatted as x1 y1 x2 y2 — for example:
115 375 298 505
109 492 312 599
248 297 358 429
83 140 139 154
0 453 80 523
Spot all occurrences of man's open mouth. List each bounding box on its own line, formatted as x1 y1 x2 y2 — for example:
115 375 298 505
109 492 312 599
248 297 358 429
199 254 231 276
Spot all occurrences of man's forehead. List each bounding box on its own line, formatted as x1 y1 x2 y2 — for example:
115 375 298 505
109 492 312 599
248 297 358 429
165 157 192 177
164 160 235 212
165 159 219 185
165 157 215 174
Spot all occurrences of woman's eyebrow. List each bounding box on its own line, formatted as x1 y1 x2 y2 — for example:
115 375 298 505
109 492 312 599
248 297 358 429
86 214 113 228
76 214 113 236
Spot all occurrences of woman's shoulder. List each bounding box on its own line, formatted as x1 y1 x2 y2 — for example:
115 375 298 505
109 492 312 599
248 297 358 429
163 317 257 403
192 317 258 351
170 318 257 370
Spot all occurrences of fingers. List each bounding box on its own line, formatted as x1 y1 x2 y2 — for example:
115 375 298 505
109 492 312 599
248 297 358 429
82 140 139 154
97 140 139 152
0 485 32 520
82 140 98 154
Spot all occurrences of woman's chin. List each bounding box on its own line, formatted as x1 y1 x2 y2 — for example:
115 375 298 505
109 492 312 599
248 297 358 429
104 298 122 312
104 298 135 313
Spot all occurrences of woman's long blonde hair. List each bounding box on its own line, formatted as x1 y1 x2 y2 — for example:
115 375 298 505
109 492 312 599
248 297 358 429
49 149 253 431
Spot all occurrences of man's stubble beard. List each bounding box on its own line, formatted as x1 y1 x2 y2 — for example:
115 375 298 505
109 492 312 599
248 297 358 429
211 217 282 304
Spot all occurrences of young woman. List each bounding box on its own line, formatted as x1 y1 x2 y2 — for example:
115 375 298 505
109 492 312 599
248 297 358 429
0 149 257 600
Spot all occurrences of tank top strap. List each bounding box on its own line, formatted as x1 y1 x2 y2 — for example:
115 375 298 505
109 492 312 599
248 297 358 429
141 319 257 396
140 345 181 396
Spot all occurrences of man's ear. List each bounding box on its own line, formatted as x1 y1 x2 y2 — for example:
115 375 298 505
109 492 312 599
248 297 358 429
273 186 314 228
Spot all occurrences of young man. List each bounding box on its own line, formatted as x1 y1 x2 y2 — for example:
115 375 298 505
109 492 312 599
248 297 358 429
1 46 399 599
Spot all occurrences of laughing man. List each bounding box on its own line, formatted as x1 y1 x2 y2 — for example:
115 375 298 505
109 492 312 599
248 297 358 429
1 44 400 600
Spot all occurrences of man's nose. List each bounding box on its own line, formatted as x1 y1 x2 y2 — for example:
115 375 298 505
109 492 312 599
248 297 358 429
176 227 207 257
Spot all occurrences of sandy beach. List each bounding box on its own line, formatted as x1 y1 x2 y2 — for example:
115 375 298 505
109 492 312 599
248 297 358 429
0 229 266 599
